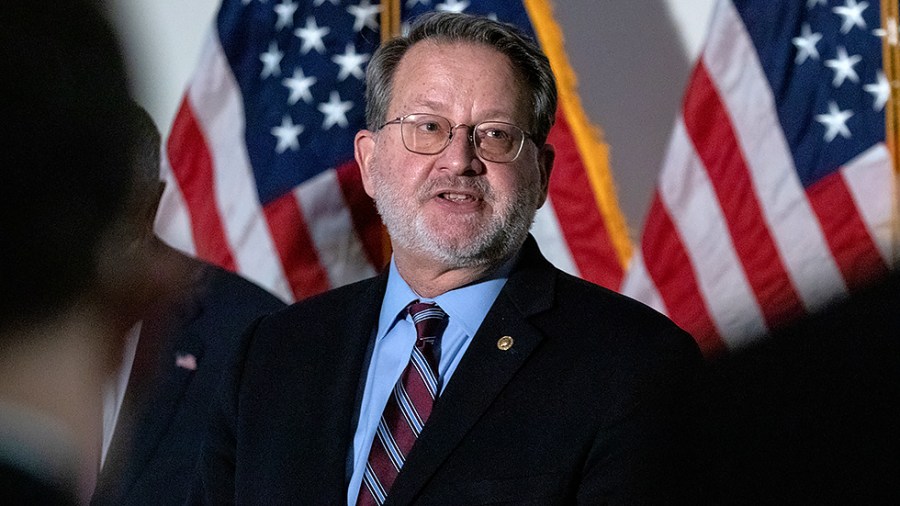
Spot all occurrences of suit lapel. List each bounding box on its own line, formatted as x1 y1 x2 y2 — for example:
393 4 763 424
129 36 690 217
289 272 388 499
385 238 557 505
95 273 206 500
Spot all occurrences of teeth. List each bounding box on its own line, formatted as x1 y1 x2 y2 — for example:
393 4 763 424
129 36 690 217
442 193 473 202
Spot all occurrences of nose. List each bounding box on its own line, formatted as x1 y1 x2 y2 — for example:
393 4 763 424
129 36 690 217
440 124 484 175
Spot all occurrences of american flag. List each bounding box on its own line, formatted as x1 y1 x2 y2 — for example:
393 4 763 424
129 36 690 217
156 0 631 303
622 0 896 355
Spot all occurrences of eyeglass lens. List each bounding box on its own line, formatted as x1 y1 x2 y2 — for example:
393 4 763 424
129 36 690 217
400 114 524 162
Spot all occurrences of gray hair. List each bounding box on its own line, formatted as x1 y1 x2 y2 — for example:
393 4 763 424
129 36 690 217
365 12 558 146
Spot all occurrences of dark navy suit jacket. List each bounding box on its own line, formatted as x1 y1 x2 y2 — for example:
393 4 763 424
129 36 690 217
195 237 704 505
91 255 285 506
0 459 76 505
704 271 900 504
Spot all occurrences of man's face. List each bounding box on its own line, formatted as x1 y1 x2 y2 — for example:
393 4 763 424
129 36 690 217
355 41 553 270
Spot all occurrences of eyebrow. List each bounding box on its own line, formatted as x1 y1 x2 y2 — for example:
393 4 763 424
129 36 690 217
398 98 444 114
397 100 519 123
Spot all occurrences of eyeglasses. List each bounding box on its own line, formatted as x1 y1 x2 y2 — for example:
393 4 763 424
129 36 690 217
378 113 532 163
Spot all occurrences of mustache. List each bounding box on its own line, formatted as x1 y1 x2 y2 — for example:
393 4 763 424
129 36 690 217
419 176 493 200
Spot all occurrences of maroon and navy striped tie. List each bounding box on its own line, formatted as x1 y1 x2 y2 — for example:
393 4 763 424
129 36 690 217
357 301 446 505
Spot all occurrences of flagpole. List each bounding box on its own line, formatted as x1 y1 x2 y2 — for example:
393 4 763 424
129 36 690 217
881 0 900 265
377 0 402 264
381 0 401 41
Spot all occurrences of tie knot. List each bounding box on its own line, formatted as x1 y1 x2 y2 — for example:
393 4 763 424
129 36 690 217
407 301 446 349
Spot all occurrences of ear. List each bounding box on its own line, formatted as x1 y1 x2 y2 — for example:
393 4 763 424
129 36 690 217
535 143 555 207
354 129 377 198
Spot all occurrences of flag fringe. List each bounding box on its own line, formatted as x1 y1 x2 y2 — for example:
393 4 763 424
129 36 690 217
523 0 634 269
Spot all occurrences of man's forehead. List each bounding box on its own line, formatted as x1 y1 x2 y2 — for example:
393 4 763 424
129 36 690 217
399 39 507 67
388 40 526 117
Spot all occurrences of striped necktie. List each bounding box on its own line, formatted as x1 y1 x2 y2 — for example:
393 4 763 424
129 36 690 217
357 301 447 505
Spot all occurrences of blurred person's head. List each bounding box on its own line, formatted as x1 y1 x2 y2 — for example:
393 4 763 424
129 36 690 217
0 1 138 335
116 103 165 248
0 1 149 498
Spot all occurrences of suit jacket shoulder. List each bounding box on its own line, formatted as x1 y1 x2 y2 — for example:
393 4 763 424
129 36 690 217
92 255 286 506
197 273 387 504
507 237 699 366
196 262 287 319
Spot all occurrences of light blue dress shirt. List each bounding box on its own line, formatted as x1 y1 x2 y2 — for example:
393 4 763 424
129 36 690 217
346 257 513 504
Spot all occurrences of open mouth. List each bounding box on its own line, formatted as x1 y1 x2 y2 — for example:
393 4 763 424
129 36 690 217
439 192 479 202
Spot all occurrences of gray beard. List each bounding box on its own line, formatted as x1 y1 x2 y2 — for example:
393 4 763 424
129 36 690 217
370 164 540 270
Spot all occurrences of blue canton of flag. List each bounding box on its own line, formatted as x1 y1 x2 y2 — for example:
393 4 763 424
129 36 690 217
218 0 381 205
217 0 540 207
402 0 533 36
738 0 887 186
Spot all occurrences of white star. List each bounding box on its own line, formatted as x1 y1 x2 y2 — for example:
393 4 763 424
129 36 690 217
833 0 869 34
792 23 822 64
332 43 369 81
271 115 304 153
824 46 862 87
807 0 827 7
318 91 353 129
259 42 283 78
406 0 430 6
864 70 891 111
313 0 339 5
294 17 330 54
436 0 469 13
347 0 380 32
274 0 298 30
282 68 317 105
815 101 854 142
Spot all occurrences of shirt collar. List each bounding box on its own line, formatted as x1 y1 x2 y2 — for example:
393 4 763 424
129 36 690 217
376 254 517 340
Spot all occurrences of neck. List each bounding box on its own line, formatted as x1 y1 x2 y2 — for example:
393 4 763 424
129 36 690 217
393 250 510 298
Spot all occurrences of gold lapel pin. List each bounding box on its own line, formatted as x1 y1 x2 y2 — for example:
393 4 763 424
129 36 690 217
497 336 514 351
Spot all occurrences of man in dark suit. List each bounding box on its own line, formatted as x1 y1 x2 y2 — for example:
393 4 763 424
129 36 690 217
196 12 703 504
90 107 286 505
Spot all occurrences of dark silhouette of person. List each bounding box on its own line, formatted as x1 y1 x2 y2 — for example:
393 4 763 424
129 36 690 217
90 105 286 505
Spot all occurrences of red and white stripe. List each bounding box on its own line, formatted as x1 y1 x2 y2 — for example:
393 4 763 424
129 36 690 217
532 196 577 276
156 29 379 303
536 110 627 291
621 1 895 354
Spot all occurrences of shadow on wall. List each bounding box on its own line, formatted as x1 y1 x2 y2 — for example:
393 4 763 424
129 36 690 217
554 1 694 237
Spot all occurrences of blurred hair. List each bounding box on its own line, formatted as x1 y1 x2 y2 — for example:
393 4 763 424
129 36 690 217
124 103 162 189
365 12 558 145
0 1 135 331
